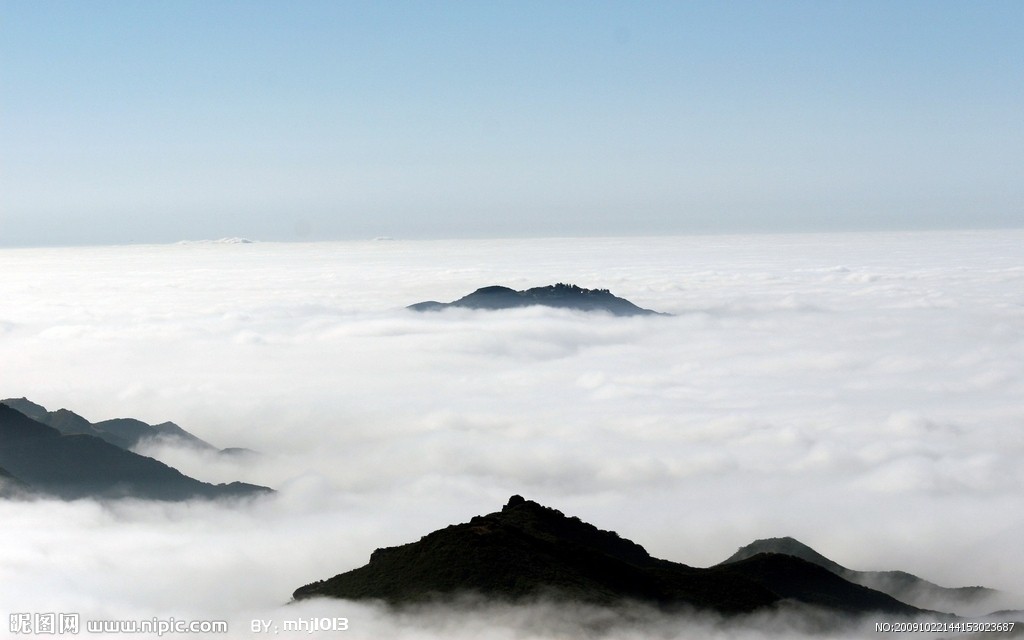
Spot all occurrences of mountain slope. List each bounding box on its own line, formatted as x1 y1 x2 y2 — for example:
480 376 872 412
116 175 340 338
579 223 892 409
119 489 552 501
94 417 216 451
0 403 271 501
0 465 33 497
2 397 219 452
718 553 926 616
409 283 665 316
294 496 921 616
720 537 997 614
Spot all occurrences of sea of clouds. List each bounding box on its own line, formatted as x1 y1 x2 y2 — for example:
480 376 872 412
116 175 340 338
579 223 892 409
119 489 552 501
1 230 1022 638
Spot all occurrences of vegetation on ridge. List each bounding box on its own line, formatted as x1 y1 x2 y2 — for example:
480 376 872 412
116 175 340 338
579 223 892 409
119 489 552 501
293 496 928 617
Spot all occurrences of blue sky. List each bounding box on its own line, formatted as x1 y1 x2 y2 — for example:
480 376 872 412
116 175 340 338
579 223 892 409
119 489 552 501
2 0 1022 246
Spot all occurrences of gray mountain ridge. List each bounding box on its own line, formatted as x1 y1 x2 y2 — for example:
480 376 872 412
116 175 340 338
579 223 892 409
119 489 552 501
1 397 243 454
720 536 1000 615
0 402 271 501
409 283 667 316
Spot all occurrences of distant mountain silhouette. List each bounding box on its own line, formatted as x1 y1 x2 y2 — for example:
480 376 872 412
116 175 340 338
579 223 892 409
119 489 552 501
1 397 240 454
0 403 271 501
94 417 215 451
721 537 998 614
293 496 923 616
219 446 260 458
408 284 666 316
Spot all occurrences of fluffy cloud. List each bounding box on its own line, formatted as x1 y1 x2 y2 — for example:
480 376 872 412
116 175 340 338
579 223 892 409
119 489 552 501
1 231 1022 637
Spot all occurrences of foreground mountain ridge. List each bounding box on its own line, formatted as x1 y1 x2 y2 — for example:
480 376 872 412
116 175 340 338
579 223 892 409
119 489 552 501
294 496 942 617
408 283 666 316
0 402 271 501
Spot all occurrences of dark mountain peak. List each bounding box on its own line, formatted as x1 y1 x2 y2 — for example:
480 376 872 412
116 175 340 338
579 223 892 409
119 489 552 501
529 283 611 296
491 495 652 565
723 536 845 575
408 283 666 316
293 496 933 617
295 495 771 611
47 408 96 433
474 285 517 295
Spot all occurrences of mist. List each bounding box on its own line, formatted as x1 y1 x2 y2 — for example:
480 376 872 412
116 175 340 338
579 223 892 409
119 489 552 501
1 231 1022 637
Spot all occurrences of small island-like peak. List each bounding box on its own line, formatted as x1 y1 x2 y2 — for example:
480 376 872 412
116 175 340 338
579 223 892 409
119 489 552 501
408 283 667 316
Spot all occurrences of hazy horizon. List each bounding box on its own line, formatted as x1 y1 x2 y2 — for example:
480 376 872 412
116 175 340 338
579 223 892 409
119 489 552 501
5 224 1024 252
3 2 1022 246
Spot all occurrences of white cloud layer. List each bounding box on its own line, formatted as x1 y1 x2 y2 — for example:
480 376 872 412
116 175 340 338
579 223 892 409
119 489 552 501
1 231 1023 637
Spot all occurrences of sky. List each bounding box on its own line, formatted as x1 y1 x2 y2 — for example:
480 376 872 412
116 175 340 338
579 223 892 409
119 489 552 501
2 1 1022 246
1 231 1023 638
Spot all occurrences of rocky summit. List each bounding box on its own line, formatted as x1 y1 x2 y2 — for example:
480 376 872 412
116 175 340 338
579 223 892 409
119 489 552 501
408 283 666 316
293 496 927 617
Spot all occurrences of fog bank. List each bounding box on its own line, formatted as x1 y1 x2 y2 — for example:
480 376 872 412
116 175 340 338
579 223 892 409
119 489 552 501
1 231 1022 636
